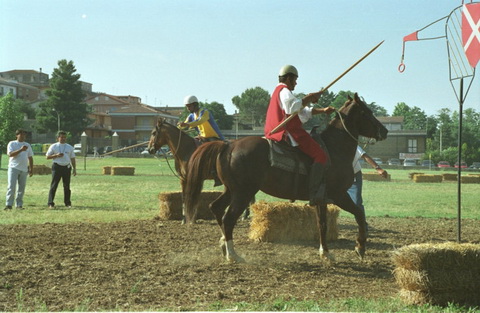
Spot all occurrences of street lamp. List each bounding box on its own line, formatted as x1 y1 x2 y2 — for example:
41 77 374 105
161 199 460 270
52 108 60 132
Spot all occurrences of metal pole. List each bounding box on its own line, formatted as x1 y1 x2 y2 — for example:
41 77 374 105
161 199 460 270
457 78 463 243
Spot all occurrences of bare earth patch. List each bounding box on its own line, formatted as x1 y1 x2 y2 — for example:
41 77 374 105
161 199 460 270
1 216 479 311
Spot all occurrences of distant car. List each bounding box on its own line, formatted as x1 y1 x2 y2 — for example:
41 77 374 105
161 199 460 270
104 146 112 153
454 161 468 168
73 143 82 154
141 149 150 155
469 162 480 169
388 158 401 166
372 158 383 165
421 160 435 168
403 158 417 167
437 161 451 168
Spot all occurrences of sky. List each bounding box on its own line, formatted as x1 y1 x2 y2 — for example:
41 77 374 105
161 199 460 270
1 0 479 116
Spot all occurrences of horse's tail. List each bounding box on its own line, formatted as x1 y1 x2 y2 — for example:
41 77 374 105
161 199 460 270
183 141 228 223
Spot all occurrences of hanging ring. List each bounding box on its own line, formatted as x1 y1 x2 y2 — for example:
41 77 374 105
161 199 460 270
398 63 406 73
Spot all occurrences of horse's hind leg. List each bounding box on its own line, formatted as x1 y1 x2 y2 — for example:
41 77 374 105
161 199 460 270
209 190 231 257
221 191 256 263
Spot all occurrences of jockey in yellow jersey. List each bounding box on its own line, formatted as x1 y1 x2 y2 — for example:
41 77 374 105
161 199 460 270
179 95 225 142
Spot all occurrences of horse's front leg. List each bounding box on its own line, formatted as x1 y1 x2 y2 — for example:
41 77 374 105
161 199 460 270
315 203 334 261
333 193 367 259
353 209 367 259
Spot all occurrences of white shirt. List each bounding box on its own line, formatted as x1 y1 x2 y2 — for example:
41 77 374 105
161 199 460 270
278 83 313 146
46 143 75 166
352 145 366 174
7 140 34 172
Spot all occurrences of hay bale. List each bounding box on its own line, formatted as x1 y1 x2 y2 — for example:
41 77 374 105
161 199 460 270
32 164 51 175
392 242 480 306
362 172 391 181
111 166 135 176
413 174 442 183
408 172 424 180
102 166 111 175
158 191 222 220
461 175 480 184
442 173 457 181
248 201 339 243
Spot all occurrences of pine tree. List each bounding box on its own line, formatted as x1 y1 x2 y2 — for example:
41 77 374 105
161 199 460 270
36 59 91 143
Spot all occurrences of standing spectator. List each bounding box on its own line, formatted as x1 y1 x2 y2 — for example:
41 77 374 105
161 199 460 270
5 129 34 210
348 145 388 230
46 131 76 209
179 95 225 142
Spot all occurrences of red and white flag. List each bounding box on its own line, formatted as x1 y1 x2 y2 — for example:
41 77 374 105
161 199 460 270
462 3 480 68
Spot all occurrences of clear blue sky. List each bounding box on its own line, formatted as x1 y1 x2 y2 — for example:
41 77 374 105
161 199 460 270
1 0 479 116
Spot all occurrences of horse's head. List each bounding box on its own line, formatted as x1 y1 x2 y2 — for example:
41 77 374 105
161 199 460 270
336 93 388 142
147 118 169 154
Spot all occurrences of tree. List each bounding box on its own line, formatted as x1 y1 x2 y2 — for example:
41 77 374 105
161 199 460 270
0 94 25 168
231 87 270 127
393 102 428 130
36 59 91 143
203 101 233 130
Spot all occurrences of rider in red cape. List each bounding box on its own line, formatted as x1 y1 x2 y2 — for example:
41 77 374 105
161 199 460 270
264 65 335 206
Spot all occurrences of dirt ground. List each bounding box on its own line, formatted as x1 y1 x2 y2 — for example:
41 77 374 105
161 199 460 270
1 215 480 311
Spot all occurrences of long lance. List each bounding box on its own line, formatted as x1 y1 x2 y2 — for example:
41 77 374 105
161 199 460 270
269 40 384 135
101 141 149 156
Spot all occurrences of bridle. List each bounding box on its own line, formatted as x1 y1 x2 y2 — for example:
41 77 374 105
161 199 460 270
335 100 378 146
152 121 183 179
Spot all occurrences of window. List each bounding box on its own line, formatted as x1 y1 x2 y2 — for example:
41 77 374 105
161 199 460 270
408 139 417 153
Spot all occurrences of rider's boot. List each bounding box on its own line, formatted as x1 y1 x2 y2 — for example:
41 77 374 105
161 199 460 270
309 163 328 206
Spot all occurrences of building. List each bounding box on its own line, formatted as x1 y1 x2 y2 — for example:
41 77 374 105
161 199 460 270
86 93 178 145
362 116 427 162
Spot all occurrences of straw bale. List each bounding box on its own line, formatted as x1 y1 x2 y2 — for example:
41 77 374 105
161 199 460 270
442 173 457 181
362 172 391 181
32 164 51 175
158 191 222 220
408 172 424 180
413 174 442 183
248 201 339 243
111 166 135 176
102 166 111 175
399 288 479 306
392 242 480 306
461 175 480 184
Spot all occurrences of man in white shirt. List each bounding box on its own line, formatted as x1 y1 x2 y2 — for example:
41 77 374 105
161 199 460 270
348 145 388 230
46 131 76 209
5 129 34 210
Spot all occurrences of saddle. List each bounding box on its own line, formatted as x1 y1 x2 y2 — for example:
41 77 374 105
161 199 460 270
267 128 330 175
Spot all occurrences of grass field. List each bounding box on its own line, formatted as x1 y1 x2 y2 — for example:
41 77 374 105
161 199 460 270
1 155 479 312
0 154 478 224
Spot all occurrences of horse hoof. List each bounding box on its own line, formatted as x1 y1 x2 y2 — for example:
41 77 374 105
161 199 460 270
227 254 246 263
219 237 227 256
355 247 365 260
320 252 335 262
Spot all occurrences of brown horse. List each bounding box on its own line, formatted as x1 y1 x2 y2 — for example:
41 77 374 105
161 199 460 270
147 118 236 222
183 93 388 262
147 118 198 180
